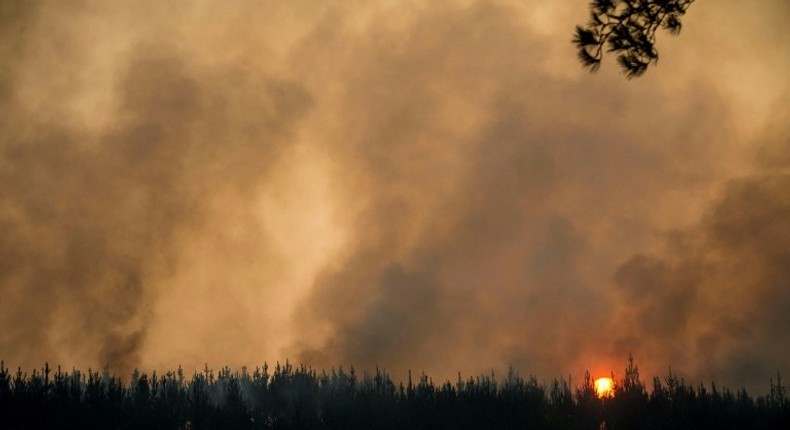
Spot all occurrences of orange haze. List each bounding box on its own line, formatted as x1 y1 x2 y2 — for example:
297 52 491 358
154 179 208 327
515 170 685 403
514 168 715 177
0 0 788 394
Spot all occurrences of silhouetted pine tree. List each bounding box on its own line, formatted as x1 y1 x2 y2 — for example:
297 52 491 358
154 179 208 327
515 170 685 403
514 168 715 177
0 357 788 429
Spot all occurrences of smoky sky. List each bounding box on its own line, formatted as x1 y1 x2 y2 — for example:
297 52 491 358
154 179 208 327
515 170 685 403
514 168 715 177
1 0 788 393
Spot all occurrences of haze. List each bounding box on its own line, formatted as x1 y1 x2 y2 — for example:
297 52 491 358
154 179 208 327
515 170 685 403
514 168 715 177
1 0 788 394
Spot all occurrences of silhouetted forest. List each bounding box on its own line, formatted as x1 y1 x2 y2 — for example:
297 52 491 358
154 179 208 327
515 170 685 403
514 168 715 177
1 357 787 429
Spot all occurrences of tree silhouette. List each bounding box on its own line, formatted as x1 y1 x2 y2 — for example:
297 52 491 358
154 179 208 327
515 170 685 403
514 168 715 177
1 358 788 429
574 0 697 78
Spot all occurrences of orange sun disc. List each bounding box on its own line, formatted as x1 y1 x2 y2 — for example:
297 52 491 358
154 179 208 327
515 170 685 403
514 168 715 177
594 377 614 398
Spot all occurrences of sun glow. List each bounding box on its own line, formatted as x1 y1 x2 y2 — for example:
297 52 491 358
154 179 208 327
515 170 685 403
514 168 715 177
594 377 614 398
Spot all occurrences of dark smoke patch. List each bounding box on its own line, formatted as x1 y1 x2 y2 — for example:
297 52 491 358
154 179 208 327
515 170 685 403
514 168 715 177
610 171 790 391
100 329 147 375
307 265 445 369
613 255 702 338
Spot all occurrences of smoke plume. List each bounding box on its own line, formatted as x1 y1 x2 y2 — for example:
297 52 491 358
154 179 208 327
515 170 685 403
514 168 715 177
0 0 787 392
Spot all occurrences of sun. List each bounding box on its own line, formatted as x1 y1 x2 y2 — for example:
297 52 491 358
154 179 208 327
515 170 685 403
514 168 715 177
594 377 614 398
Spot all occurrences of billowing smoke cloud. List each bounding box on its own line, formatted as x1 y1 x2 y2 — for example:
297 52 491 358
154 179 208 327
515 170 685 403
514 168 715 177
0 2 312 374
0 0 787 393
290 0 789 391
611 169 790 390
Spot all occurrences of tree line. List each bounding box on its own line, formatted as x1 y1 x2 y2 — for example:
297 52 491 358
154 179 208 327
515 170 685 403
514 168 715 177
0 357 787 429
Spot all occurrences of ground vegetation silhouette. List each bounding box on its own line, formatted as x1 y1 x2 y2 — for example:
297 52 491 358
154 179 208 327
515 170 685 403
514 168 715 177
0 357 787 429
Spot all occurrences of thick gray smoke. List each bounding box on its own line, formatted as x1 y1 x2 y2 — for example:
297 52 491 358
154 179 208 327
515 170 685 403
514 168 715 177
0 0 788 393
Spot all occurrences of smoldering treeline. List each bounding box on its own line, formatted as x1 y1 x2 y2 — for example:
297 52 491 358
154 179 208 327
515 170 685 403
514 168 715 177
1 0 789 394
1 359 788 429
